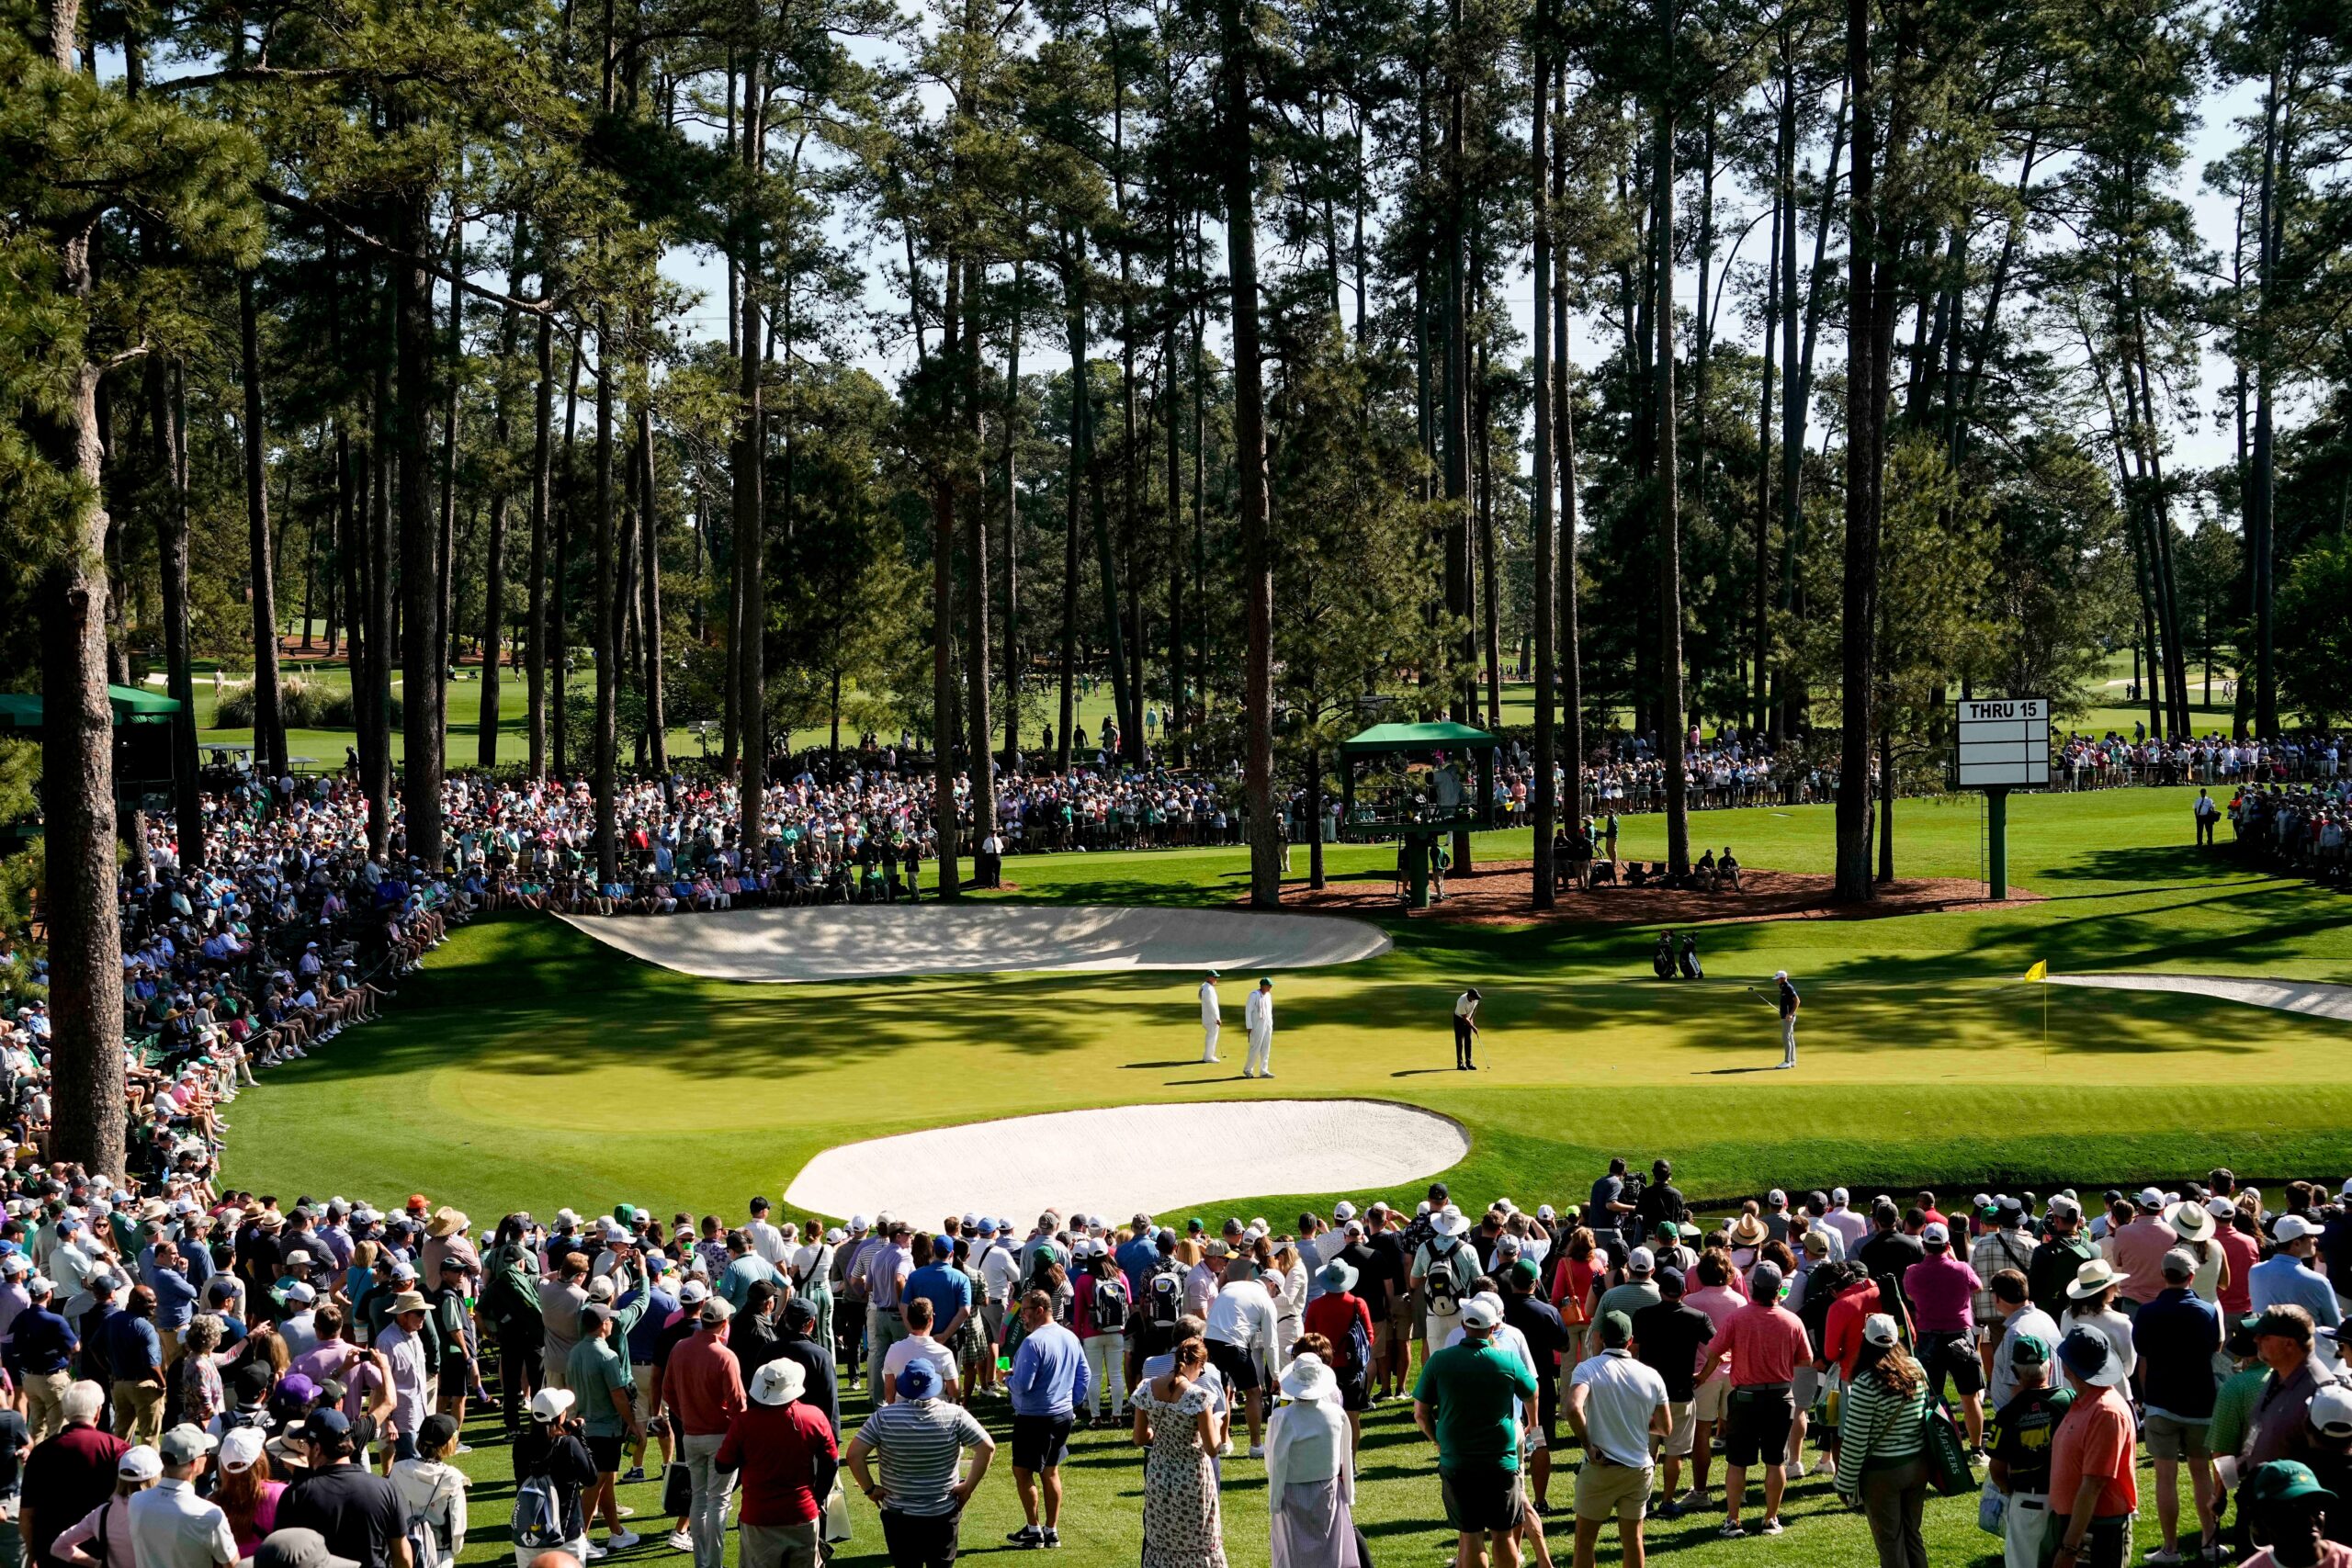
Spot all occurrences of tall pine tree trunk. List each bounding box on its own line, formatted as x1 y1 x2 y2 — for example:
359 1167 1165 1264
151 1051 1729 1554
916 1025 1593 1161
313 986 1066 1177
933 258 964 897
1655 6 1690 877
1835 0 1879 903
526 305 553 775
36 0 126 1175
735 42 767 864
241 267 288 779
1221 0 1279 907
398 185 446 868
1531 14 1556 908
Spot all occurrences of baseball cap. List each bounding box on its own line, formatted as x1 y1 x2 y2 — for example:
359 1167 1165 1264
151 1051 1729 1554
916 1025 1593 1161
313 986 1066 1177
2245 1460 2338 1509
698 1298 733 1326
251 1529 361 1568
2277 1214 2321 1244
2162 1247 2198 1280
1598 1310 1634 1348
1861 1313 1900 1348
897 1359 943 1398
159 1425 218 1465
119 1445 164 1482
1458 1297 1501 1331
220 1426 267 1472
1627 1246 1656 1275
2310 1385 2352 1439
1655 1265 1686 1296
679 1280 710 1305
1920 1222 1950 1247
2137 1186 2166 1211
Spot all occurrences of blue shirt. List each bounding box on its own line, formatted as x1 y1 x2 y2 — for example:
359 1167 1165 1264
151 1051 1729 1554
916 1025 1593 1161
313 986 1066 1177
2249 1254 2343 1331
718 1255 781 1313
1008 1321 1091 1417
622 1286 679 1363
1115 1239 1159 1298
903 1264 971 1331
2131 1287 2221 1420
4 1305 75 1376
107 1313 164 1379
147 1266 198 1331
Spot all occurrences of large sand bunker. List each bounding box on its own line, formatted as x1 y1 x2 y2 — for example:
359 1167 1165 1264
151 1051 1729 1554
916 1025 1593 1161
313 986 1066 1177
557 903 1391 984
2051 973 2352 1022
785 1099 1469 1222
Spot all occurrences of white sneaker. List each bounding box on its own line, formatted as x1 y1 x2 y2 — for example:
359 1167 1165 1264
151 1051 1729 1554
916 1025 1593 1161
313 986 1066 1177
606 1530 639 1550
665 1532 693 1553
585 1546 609 1562
1248 1443 1265 1459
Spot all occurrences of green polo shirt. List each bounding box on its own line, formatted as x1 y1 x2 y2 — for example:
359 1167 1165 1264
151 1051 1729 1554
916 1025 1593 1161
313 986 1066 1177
1414 1337 1538 1472
568 1334 633 1438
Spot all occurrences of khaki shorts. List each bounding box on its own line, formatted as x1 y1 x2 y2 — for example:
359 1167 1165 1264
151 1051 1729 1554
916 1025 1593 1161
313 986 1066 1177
1575 1458 1655 1524
1662 1400 1696 1458
634 1364 660 1410
2144 1412 2211 1461
1693 1372 1731 1424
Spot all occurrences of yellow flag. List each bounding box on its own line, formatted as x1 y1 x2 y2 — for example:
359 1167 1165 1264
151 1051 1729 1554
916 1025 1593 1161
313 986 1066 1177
2024 960 2048 983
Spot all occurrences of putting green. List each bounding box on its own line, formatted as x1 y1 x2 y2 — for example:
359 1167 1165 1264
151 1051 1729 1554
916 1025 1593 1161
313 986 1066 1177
223 784 2352 1224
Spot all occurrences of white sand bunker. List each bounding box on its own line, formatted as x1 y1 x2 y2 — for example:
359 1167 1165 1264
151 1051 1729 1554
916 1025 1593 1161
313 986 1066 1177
786 1099 1470 1222
2051 973 2352 1022
558 903 1390 984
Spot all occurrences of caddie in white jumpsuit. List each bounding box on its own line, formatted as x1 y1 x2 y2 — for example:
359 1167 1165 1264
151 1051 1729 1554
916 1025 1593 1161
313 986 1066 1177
1199 970 1222 1063
1244 976 1275 1078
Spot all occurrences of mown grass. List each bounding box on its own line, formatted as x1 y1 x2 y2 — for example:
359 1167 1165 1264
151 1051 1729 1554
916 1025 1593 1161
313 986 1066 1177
220 773 2346 1568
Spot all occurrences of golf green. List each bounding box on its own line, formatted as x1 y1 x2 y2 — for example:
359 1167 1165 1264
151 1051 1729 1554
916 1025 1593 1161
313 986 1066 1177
223 784 2352 1221
217 784 2352 1568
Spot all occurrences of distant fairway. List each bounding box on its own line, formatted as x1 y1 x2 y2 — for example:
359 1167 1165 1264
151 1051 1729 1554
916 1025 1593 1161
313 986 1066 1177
225 784 2352 1224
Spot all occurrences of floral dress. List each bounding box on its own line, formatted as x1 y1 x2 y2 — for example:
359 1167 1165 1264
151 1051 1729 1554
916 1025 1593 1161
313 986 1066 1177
1136 1379 1226 1568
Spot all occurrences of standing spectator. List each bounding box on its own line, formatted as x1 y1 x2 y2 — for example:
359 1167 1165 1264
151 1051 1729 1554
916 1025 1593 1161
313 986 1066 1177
275 1410 409 1568
1903 1223 1986 1456
2030 1198 2098 1319
715 1359 838 1568
106 1287 166 1447
2249 1306 2333 1469
2238 1460 2352 1568
2049 1327 2139 1568
1005 1289 1090 1549
45 1445 156 1568
658 1296 743 1568
1564 1310 1668 1568
844 1359 995 1568
213 1428 288 1556
512 1387 596 1568
128 1427 235 1568
1132 1337 1227 1568
1204 1257 1280 1458
1696 1262 1812 1540
1832 1315 1929 1568
20 1381 125 1568
1413 1297 1537 1568
6 1278 75 1445
2133 1248 2222 1563
2256 1217 2345 1360
1987 1335 2071 1568
564 1303 640 1552
1263 1352 1356 1568
1302 1262 1375 1452
1631 1267 1713 1517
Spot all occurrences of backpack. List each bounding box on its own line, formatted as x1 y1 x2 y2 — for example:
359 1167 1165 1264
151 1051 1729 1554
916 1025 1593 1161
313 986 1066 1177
1091 1276 1130 1335
511 1473 570 1551
1146 1265 1184 1329
1423 1239 1465 1314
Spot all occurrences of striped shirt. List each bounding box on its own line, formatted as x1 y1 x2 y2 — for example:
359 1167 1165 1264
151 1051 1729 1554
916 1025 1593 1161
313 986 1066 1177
1832 1370 1928 1498
854 1398 989 1517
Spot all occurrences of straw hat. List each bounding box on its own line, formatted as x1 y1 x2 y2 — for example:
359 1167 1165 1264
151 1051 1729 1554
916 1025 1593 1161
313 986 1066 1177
424 1206 470 1240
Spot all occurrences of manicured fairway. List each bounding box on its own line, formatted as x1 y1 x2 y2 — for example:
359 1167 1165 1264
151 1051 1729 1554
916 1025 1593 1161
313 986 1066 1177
225 785 2352 1222
219 783 2351 1568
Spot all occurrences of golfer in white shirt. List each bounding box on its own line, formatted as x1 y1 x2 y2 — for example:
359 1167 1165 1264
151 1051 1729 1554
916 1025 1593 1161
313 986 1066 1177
1198 971 1222 1063
1244 977 1275 1079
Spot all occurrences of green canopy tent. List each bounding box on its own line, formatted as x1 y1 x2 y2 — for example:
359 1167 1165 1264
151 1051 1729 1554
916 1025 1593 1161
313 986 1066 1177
0 685 187 817
1336 720 1498 908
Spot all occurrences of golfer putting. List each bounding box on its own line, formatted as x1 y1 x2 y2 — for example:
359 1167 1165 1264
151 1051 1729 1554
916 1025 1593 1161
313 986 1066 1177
1453 987 1482 1070
1775 969 1799 1067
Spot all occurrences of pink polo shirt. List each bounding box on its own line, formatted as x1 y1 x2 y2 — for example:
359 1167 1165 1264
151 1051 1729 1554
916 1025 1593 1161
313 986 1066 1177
1902 1252 1984 1335
1702 1301 1812 1388
2108 1215 2179 1303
